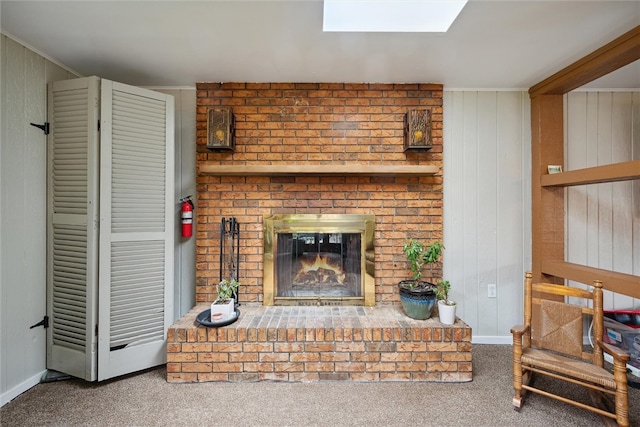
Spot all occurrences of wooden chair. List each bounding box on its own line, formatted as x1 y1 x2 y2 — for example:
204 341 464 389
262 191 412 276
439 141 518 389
511 272 630 426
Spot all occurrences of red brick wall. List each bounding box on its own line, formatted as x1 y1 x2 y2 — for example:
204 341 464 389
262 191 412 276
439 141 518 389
167 305 473 383
195 82 443 305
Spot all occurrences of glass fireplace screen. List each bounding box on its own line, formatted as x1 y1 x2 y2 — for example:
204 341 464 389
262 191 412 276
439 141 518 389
276 232 361 299
263 214 375 306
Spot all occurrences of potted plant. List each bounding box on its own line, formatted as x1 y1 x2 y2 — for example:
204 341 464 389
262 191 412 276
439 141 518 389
398 239 443 320
210 278 239 322
436 279 456 325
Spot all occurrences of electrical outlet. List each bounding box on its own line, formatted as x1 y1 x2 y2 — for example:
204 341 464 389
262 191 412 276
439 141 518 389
488 283 497 298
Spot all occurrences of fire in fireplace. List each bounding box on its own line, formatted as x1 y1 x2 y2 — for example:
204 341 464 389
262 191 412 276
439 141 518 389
263 214 375 306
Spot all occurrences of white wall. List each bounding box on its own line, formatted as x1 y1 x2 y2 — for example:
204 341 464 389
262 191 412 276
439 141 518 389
443 91 532 343
443 90 640 343
155 89 197 320
0 35 76 405
0 38 197 405
565 91 640 310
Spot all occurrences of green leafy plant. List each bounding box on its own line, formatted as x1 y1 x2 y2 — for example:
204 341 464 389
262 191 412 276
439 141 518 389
214 279 239 304
436 279 454 305
401 239 444 288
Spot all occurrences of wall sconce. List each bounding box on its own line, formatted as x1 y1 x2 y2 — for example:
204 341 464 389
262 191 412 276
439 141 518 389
404 109 432 151
207 108 235 151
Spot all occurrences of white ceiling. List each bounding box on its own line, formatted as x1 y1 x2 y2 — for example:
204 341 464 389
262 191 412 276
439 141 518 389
1 0 639 89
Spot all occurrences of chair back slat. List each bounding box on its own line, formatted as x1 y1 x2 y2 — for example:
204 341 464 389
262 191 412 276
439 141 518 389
532 282 594 299
524 272 605 365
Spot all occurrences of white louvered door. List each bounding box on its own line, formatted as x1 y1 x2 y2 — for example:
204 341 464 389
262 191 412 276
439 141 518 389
47 77 100 381
47 77 174 381
97 80 174 380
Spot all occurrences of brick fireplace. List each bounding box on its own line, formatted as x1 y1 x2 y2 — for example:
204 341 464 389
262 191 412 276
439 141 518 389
194 82 444 304
166 82 472 383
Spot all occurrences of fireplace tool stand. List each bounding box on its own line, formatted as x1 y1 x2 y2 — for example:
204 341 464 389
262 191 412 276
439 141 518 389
195 217 241 328
220 217 240 308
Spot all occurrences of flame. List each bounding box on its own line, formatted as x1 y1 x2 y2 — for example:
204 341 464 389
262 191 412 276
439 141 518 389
294 254 345 284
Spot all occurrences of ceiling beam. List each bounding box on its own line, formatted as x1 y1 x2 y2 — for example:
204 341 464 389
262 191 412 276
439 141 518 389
529 25 640 97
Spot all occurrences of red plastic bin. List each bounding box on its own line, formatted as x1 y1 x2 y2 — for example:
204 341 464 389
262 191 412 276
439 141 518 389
604 309 640 329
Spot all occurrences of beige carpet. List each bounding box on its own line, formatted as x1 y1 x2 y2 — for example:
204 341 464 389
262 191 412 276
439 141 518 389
1 345 638 426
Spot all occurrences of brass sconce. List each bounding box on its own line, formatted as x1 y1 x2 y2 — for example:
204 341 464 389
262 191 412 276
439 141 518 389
207 108 235 151
404 109 432 151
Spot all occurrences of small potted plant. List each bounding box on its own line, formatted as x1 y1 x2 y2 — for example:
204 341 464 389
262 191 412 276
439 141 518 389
398 239 443 320
210 278 239 322
436 279 456 325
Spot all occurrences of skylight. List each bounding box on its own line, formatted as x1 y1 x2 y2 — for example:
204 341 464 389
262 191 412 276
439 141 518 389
323 0 468 33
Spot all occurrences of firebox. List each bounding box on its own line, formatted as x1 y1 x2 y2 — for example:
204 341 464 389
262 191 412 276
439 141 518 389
263 214 375 306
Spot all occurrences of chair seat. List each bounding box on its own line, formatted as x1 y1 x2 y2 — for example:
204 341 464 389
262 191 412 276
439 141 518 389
521 348 616 389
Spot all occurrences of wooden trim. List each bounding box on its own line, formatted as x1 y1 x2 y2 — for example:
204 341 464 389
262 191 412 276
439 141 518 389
541 160 640 187
530 95 565 285
529 25 640 97
541 260 640 299
198 164 439 176
530 25 640 299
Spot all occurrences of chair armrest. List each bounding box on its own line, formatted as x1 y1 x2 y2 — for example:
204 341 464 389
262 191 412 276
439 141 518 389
510 324 528 337
597 340 630 363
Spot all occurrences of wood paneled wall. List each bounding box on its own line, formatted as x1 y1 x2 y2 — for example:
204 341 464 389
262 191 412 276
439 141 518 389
0 35 76 404
566 91 640 310
443 91 531 340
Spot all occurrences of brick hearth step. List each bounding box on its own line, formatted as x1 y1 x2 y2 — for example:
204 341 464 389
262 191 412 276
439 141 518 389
167 304 472 383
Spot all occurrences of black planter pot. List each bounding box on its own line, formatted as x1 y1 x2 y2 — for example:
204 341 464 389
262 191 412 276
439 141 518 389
398 280 438 320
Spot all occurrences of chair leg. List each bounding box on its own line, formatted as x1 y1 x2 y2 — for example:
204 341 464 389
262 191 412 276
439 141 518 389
613 360 629 427
512 333 528 411
513 369 534 411
513 359 523 409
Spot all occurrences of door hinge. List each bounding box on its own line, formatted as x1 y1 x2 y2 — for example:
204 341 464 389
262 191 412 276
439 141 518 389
97 120 100 132
95 324 98 336
30 122 50 135
30 315 49 329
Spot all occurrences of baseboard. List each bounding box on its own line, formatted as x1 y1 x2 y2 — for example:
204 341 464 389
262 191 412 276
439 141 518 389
471 336 512 345
0 370 44 407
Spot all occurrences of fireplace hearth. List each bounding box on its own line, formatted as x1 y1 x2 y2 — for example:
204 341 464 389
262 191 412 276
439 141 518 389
263 214 375 306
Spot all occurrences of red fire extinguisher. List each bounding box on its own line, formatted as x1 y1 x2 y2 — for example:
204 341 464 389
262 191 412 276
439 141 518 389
180 196 194 238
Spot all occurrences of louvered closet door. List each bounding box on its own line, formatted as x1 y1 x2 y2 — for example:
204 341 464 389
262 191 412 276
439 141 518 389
47 77 100 381
97 80 174 380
